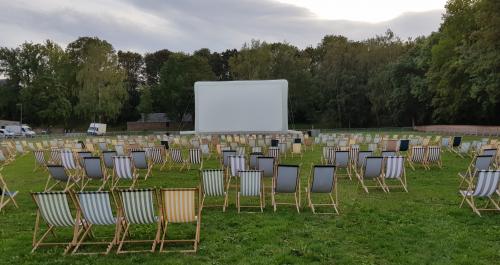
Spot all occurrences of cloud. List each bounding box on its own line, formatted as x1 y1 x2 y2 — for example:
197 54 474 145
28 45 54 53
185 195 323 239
0 0 444 53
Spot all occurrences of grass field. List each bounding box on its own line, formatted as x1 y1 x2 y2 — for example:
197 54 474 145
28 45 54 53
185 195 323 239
1 135 499 265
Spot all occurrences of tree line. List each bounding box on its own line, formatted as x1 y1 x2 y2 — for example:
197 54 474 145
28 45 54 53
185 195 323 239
0 0 498 129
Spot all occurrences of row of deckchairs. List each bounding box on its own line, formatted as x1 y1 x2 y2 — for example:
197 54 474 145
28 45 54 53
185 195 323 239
32 188 201 254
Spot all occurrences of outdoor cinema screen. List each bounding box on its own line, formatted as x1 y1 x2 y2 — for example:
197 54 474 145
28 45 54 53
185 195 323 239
194 80 288 133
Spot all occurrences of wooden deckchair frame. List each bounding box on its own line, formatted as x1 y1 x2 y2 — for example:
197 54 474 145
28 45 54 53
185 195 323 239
0 170 18 212
272 165 301 213
80 157 109 191
423 146 442 170
44 165 79 191
200 170 229 212
237 171 264 213
459 171 500 216
356 157 386 193
407 146 426 171
306 165 339 215
158 188 201 253
381 157 408 192
111 156 139 189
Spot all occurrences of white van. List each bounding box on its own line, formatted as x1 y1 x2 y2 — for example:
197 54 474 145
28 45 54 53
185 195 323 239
87 123 107 136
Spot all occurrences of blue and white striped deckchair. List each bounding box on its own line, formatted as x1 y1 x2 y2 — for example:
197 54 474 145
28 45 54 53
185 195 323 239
188 149 203 170
112 156 138 189
424 146 442 170
61 150 81 178
72 191 120 255
237 170 263 213
31 191 81 254
459 170 500 216
382 156 408 192
458 155 494 187
116 189 161 253
408 146 426 170
201 169 228 211
267 147 280 162
169 148 187 170
148 146 167 170
33 150 47 172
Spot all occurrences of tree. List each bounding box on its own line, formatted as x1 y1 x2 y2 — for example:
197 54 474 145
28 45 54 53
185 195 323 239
136 84 153 120
118 51 143 122
144 49 171 86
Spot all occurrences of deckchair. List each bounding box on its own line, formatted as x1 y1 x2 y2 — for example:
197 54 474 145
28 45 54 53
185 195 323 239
306 165 338 214
456 142 471 158
236 146 246 156
385 140 398 152
131 150 152 180
356 156 385 193
251 146 262 153
81 157 108 191
450 136 463 154
257 156 276 195
116 189 162 253
333 150 351 180
458 155 493 187
112 156 139 189
200 169 228 212
382 156 408 192
237 170 264 213
354 151 373 173
221 149 236 169
31 191 83 254
229 155 246 180
0 149 11 166
61 150 82 179
76 151 93 169
322 146 338 165
272 165 300 213
15 143 28 156
71 191 121 255
98 142 108 152
102 151 117 170
348 145 359 168
249 152 263 170
188 149 203 170
398 139 410 153
267 147 280 163
45 165 78 191
0 170 18 212
169 148 187 170
33 150 48 172
147 146 168 171
200 144 211 159
158 188 201 253
291 143 303 158
408 146 426 170
49 148 62 165
424 146 442 170
459 170 500 216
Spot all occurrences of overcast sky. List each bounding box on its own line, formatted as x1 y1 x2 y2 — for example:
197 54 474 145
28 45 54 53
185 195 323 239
0 0 447 53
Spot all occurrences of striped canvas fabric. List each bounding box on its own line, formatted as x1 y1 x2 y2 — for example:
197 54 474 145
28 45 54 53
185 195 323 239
114 156 134 179
268 147 280 160
34 150 46 166
115 145 125 156
240 170 262 197
33 192 74 227
50 148 61 164
426 146 441 162
462 170 500 197
202 170 225 196
459 143 471 154
149 146 165 164
61 150 78 170
189 149 202 164
349 145 359 164
384 156 404 179
77 191 116 225
236 146 246 156
170 149 184 164
120 189 157 224
229 155 246 176
162 189 196 223
411 147 426 162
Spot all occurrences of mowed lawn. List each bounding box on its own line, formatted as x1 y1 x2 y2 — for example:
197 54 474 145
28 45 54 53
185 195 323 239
1 135 499 265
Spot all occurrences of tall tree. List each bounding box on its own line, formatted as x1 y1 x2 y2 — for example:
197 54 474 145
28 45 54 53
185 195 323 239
118 51 143 122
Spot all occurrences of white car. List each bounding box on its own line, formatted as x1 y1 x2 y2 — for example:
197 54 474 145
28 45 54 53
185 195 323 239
0 128 15 138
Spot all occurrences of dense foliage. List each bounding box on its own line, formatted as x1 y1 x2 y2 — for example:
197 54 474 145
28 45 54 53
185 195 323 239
0 0 498 128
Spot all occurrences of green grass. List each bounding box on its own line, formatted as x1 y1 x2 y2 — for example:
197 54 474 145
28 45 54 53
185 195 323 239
1 135 499 264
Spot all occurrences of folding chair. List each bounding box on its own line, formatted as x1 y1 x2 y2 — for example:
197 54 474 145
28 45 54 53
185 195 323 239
49 148 62 165
169 148 187 171
382 156 408 192
257 156 276 196
408 146 426 170
272 165 300 213
356 156 385 193
424 146 442 170
237 170 264 213
115 189 162 253
398 139 410 153
200 169 229 212
0 170 18 212
112 156 139 189
459 170 500 216
381 151 396 158
200 144 211 159
148 146 168 171
76 151 93 169
188 148 203 170
33 150 48 172
249 152 263 170
291 143 303 158
81 157 108 191
306 165 338 214
71 191 121 255
450 136 463 154
61 150 81 178
229 155 246 181
31 191 83 254
333 151 351 180
45 165 78 191
131 150 152 180
102 151 117 170
354 151 373 173
221 150 237 168
458 155 493 188
456 142 471 158
267 147 280 163
159 188 201 253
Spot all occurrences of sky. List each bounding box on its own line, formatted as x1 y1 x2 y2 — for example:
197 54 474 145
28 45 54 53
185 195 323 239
0 0 447 53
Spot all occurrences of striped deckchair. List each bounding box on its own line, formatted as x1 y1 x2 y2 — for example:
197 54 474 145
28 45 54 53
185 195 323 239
408 146 426 170
0 171 18 212
356 156 385 193
116 189 162 253
200 169 228 212
306 165 338 214
456 142 471 158
272 165 300 213
459 170 500 216
458 155 493 188
221 150 236 168
33 150 47 172
229 155 246 178
348 145 359 167
147 146 167 170
169 148 187 170
49 148 62 165
81 157 108 190
236 146 246 156
115 145 126 156
31 191 82 254
237 170 264 213
61 150 81 178
159 188 201 253
45 165 78 191
424 146 442 170
188 149 203 170
354 151 373 173
267 147 280 163
382 156 408 192
131 151 152 180
112 156 138 189
322 146 338 165
72 191 121 255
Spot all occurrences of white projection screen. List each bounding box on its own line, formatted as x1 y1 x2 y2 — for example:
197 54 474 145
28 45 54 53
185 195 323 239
195 80 288 133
